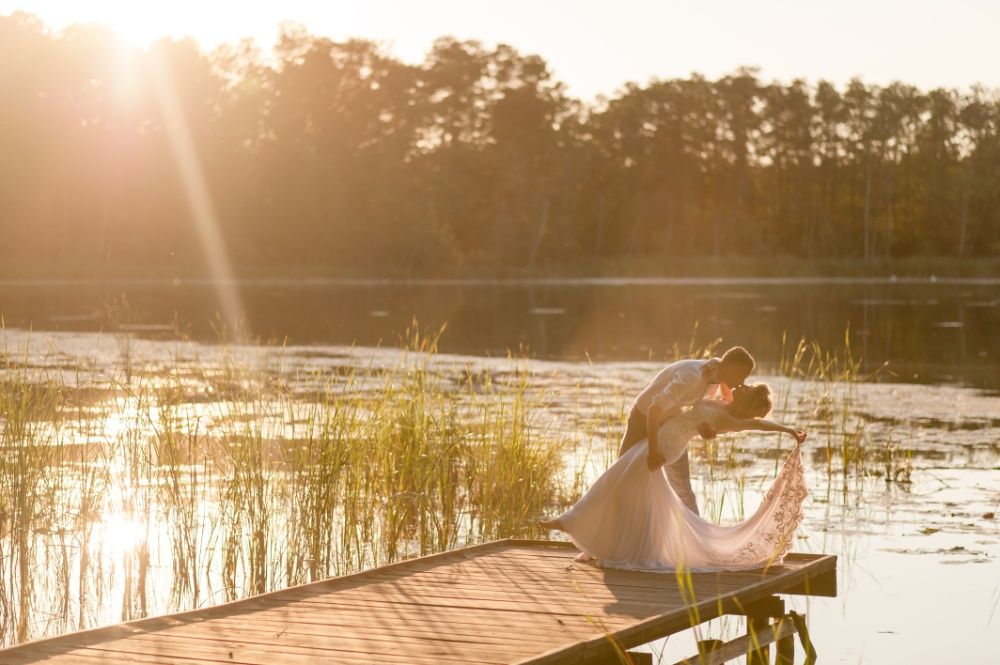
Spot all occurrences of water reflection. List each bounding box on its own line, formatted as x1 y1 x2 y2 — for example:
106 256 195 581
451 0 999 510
1 278 998 388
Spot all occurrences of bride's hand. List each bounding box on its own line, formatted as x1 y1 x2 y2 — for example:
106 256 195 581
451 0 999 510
646 450 666 471
792 430 807 445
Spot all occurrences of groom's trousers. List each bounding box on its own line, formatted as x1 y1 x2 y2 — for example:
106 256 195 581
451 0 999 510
621 407 701 516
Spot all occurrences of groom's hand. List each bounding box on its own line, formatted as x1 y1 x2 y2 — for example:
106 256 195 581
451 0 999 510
697 422 717 440
646 450 666 471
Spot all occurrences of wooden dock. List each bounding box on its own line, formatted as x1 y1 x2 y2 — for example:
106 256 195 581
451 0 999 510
0 539 836 665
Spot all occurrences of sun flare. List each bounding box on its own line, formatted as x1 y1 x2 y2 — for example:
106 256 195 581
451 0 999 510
68 6 170 48
97 513 145 554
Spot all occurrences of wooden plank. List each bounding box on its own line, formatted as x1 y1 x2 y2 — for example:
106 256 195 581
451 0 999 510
348 570 758 605
64 631 515 665
165 616 564 648
277 581 691 610
31 642 465 665
345 578 726 609
127 618 527 655
725 595 785 618
671 616 798 665
259 593 673 620
30 628 514 665
302 573 694 600
205 602 608 634
779 566 837 597
376 553 828 590
276 589 642 611
20 643 243 665
203 602 606 631
355 571 755 604
362 557 828 590
194 595 621 630
364 561 764 590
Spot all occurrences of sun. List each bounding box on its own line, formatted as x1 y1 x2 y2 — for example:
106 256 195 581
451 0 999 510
91 7 171 48
93 511 146 558
3 2 184 48
5 2 254 50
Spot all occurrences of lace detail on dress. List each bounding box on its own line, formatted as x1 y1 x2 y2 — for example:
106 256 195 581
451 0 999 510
658 402 719 451
714 444 808 569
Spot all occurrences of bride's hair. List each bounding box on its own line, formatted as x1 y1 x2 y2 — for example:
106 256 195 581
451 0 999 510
727 383 772 419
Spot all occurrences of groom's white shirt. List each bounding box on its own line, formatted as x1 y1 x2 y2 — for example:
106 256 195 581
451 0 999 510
631 358 722 517
633 358 721 417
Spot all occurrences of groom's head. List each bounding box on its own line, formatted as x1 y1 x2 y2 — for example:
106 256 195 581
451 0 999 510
718 346 755 388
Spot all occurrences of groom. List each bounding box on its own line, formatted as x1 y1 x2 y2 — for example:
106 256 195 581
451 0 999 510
618 347 756 516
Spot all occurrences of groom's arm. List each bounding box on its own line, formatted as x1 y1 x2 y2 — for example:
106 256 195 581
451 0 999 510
645 368 699 470
645 404 667 469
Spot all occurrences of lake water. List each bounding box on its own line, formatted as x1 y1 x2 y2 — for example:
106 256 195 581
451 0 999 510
2 276 999 388
0 278 998 663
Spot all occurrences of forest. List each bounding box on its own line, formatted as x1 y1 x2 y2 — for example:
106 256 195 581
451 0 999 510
2 11 999 277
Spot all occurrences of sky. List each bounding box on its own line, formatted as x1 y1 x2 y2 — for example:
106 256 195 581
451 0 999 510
2 0 999 101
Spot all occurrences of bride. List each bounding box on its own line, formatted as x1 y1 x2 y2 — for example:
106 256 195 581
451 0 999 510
541 384 809 572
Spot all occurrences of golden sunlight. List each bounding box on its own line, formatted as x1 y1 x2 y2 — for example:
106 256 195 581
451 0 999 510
59 4 170 47
100 14 163 48
1 3 999 663
96 512 145 553
4 1 273 50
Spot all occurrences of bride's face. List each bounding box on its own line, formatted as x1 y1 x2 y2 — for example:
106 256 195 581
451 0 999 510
732 385 772 418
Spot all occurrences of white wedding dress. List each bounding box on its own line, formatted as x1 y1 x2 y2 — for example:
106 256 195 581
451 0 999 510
557 402 807 572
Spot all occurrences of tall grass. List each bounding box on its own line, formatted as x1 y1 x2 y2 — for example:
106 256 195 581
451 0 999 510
0 326 565 646
0 361 62 643
778 328 909 485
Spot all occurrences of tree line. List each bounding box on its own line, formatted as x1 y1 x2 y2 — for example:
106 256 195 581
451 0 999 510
2 12 999 277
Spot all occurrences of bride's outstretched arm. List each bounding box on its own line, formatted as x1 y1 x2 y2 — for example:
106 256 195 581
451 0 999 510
716 412 807 443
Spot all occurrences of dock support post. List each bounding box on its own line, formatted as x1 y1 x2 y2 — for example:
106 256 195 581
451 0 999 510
775 614 795 665
624 650 653 665
790 611 817 665
746 610 770 665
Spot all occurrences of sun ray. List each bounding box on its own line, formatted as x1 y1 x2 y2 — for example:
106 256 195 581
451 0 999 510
148 48 248 343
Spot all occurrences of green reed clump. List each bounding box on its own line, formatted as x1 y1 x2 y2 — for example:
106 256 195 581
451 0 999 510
149 386 213 606
465 366 560 541
778 324 893 385
210 378 283 599
777 328 907 487
0 364 65 644
281 390 358 581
